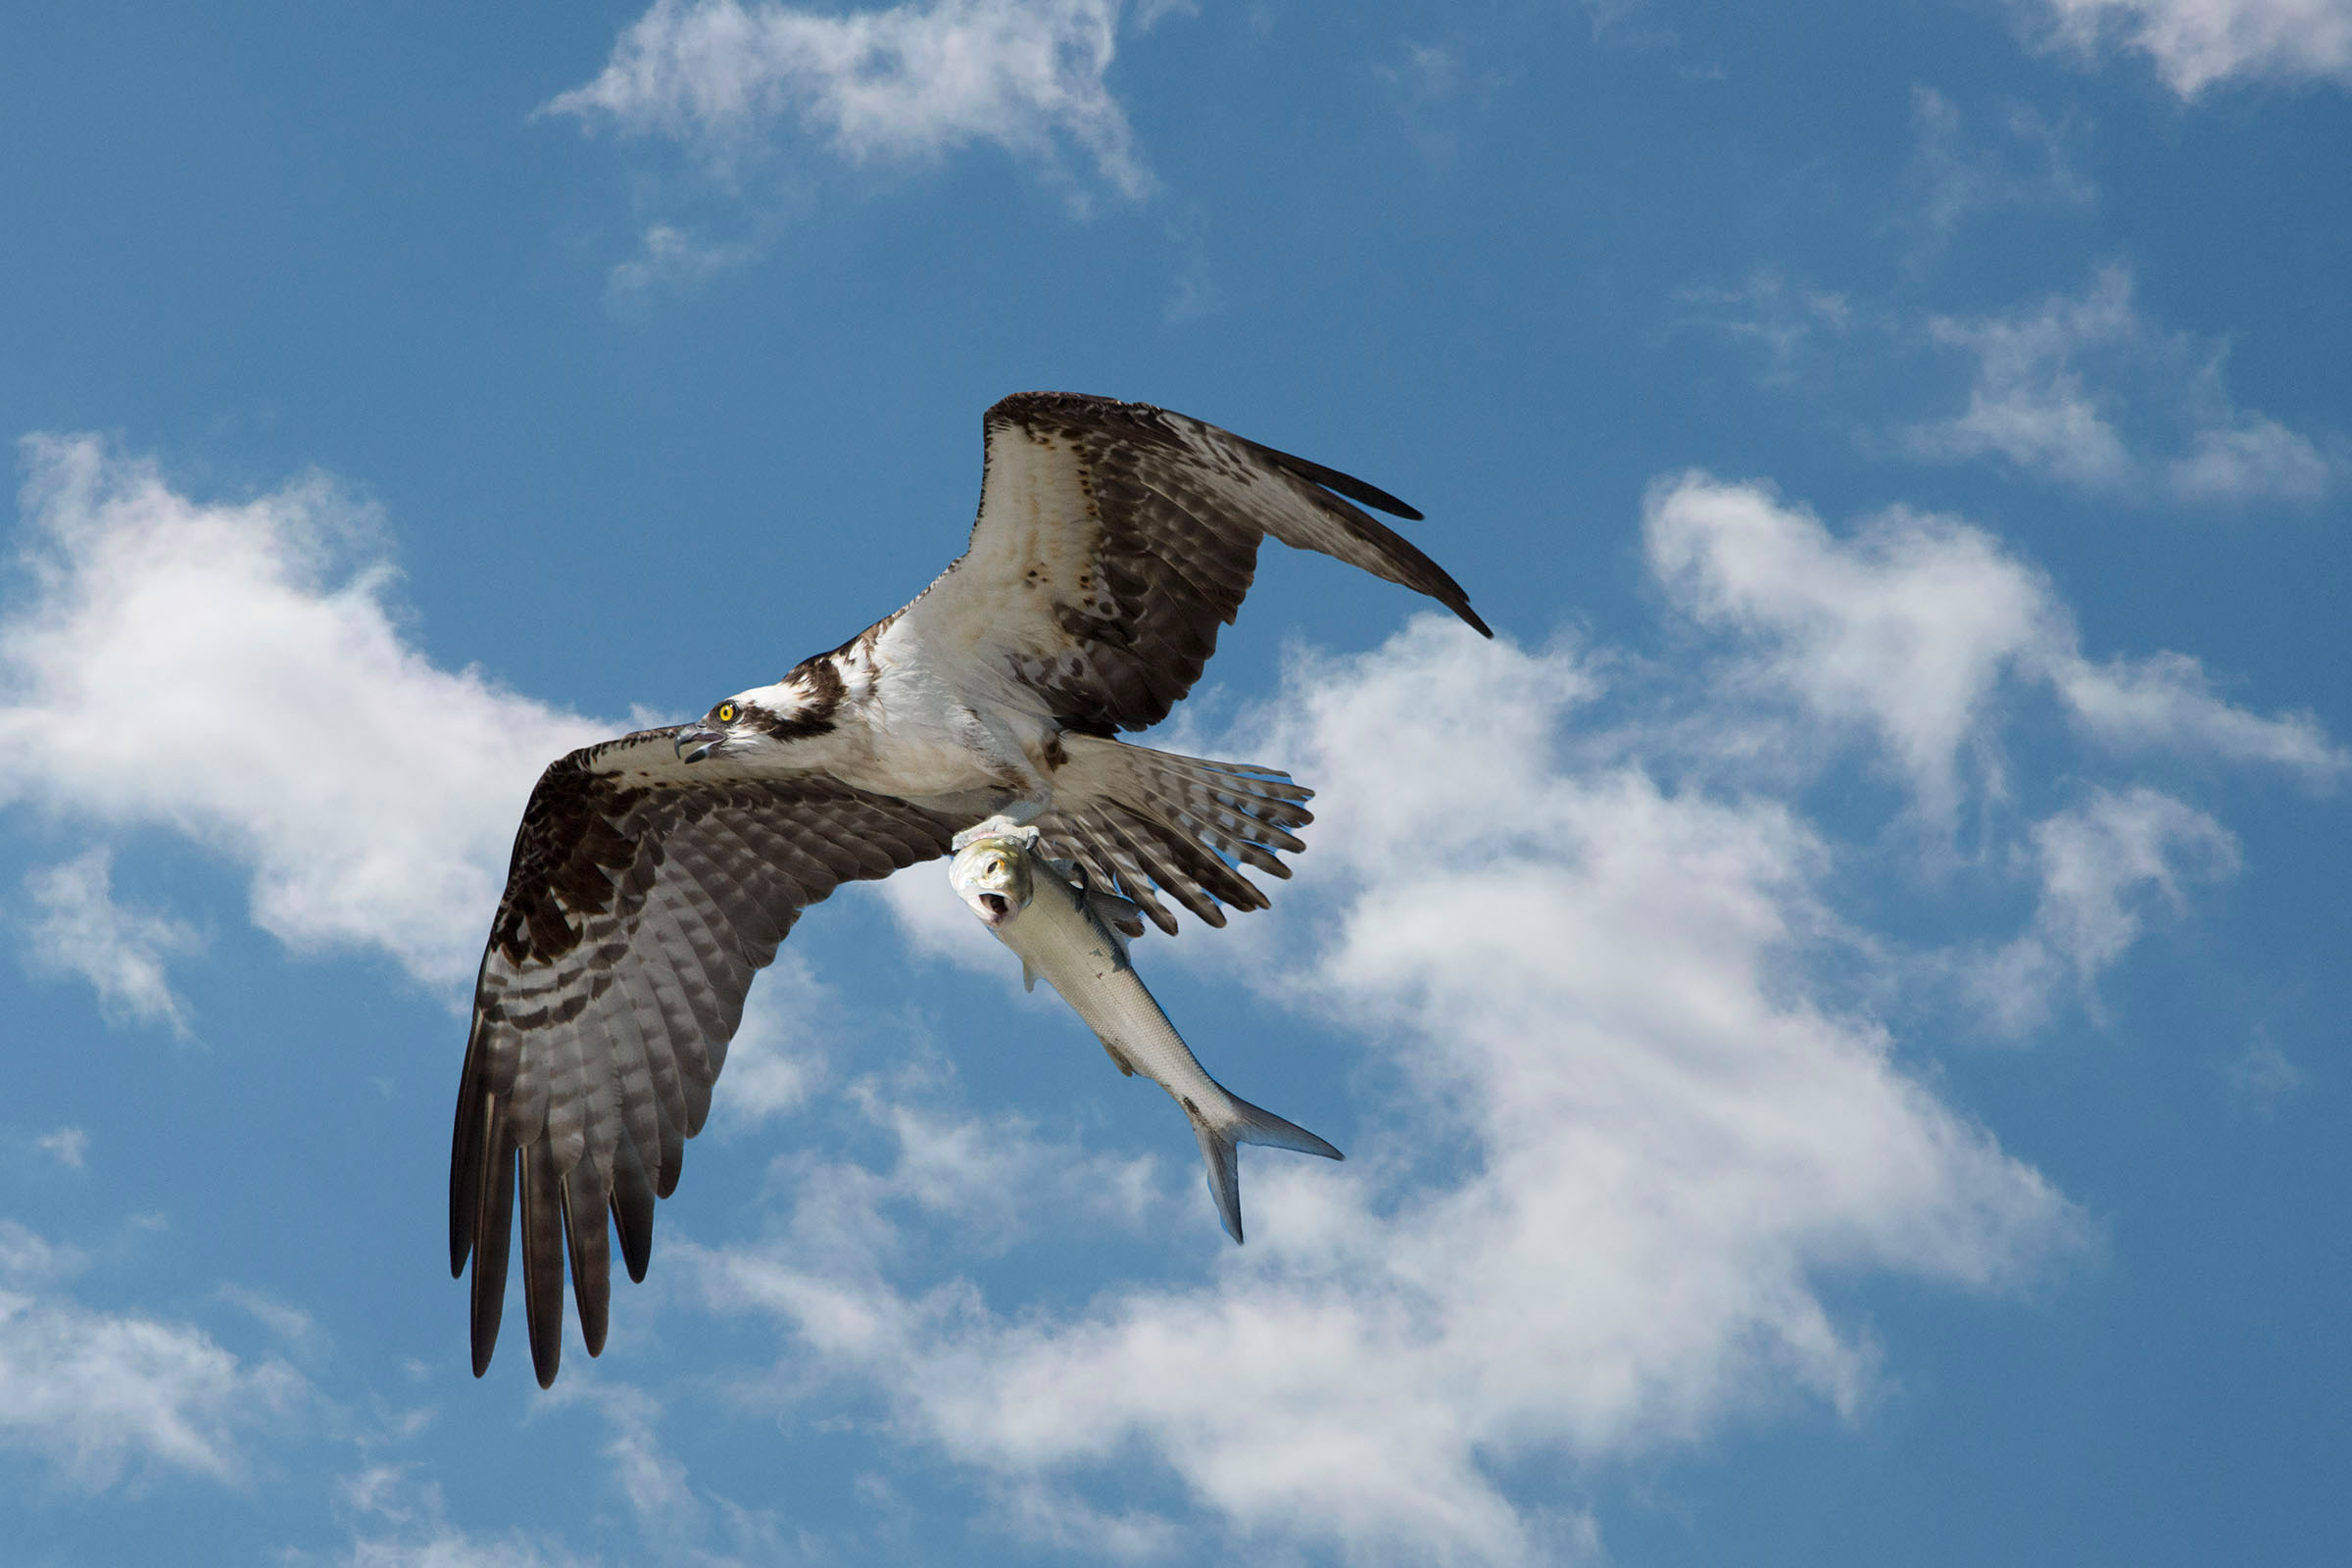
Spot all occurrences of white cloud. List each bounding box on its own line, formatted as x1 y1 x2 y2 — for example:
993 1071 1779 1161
1646 474 2056 818
6 434 2315 1555
608 223 760 294
34 1126 89 1169
2224 1033 2305 1109
342 1533 589 1568
2025 0 2352 96
547 0 1150 201
1973 787 2239 1032
1671 271 1856 384
696 956 845 1133
2055 649 2346 776
331 1463 598 1568
682 617 2085 1564
0 1220 83 1283
1912 268 2340 503
21 848 202 1033
1902 85 2092 249
0 1221 305 1491
1913 267 2141 490
1690 269 2339 507
2167 413 2335 503
1 436 612 995
217 1283 327 1359
1643 472 2347 818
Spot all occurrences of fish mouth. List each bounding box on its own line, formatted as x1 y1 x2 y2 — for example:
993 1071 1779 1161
975 892 1012 926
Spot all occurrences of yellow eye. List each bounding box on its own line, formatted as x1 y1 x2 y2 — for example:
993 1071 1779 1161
715 702 737 723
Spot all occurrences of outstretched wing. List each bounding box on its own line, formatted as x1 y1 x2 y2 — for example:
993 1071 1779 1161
450 727 954 1387
894 391 1491 736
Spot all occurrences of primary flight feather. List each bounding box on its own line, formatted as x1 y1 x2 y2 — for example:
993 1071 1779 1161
451 391 1491 1387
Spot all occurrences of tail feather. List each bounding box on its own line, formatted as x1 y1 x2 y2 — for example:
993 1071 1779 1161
1040 735 1316 935
1185 1086 1345 1246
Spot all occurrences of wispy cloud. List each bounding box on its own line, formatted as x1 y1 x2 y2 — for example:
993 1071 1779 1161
2020 0 2352 96
0 1221 305 1491
1 436 612 996
607 222 760 294
1911 267 2340 503
2224 1033 2306 1109
1672 270 1856 384
547 0 1152 202
1686 268 2340 506
1914 268 2140 490
20 849 202 1033
1972 786 2239 1031
1900 85 2092 253
329 1462 598 1567
34 1127 90 1169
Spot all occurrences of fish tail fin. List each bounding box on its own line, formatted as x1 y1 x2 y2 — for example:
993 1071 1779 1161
1186 1089 1345 1246
1189 1117 1249 1245
1223 1090 1346 1162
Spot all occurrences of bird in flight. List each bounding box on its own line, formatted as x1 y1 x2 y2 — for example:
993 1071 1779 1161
450 391 1491 1386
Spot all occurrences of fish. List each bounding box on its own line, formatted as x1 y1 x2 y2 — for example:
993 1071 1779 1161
948 825 1343 1243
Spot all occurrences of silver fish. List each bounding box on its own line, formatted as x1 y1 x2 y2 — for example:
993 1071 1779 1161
949 826 1342 1242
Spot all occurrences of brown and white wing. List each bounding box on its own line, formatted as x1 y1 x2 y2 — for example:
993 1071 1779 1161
449 727 954 1387
896 391 1492 736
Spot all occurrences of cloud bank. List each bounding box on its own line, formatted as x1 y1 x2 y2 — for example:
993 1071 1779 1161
686 615 2085 1563
1 435 610 998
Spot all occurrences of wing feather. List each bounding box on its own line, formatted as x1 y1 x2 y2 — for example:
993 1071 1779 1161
1031 735 1317 936
894 391 1490 738
609 1127 658 1284
451 726 956 1386
559 1155 612 1356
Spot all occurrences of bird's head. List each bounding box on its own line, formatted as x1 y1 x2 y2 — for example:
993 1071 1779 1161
671 689 786 764
674 667 843 765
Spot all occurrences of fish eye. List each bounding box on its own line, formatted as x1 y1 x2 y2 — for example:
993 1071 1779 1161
715 702 737 724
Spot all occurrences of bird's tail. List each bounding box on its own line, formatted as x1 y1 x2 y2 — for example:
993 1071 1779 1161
1036 734 1315 935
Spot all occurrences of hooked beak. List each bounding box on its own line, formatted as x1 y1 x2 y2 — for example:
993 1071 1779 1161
673 725 725 764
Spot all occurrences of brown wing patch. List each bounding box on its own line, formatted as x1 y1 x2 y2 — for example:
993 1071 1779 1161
925 392 1490 737
451 727 956 1386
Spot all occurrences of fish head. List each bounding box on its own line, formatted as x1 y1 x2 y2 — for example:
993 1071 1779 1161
949 834 1036 930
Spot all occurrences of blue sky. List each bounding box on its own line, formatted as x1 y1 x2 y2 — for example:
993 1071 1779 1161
3 1 2347 1563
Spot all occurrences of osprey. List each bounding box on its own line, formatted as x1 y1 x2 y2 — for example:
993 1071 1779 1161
451 392 1490 1386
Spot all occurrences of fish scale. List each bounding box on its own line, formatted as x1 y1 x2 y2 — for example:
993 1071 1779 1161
949 828 1343 1243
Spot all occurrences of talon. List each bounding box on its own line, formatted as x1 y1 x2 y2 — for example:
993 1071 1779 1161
952 813 1044 852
